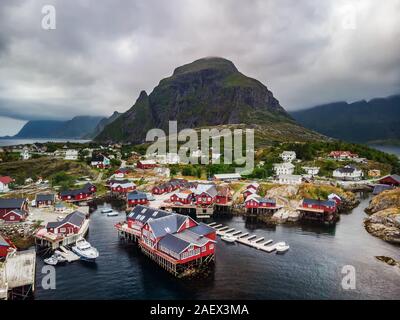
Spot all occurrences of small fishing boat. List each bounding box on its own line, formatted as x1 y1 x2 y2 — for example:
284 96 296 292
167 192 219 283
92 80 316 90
72 238 99 262
221 234 236 243
54 252 67 264
101 208 113 214
276 242 290 254
44 255 59 266
107 210 118 217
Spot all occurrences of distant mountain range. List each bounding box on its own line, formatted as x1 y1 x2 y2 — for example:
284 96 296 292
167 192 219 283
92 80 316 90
94 57 323 145
291 94 400 144
2 116 107 139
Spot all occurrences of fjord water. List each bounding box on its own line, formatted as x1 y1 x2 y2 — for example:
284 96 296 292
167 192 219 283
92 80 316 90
35 196 399 300
0 139 90 147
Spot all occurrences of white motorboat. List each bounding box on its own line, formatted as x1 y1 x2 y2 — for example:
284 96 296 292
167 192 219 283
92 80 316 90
72 238 99 262
107 210 118 217
221 234 236 243
54 252 67 264
101 208 113 214
44 255 59 266
276 242 290 254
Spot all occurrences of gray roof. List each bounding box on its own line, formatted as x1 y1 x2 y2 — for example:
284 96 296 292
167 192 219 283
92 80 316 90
336 165 359 174
158 233 191 254
127 191 148 200
36 194 55 202
174 229 211 247
0 198 26 209
147 214 187 238
195 184 218 197
189 223 215 236
373 184 393 195
46 211 85 229
127 205 171 223
60 183 94 197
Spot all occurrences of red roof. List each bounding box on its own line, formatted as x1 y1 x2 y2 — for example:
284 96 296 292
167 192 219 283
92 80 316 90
0 176 13 184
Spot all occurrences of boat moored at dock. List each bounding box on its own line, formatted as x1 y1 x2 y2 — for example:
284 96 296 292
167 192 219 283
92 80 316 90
71 238 99 262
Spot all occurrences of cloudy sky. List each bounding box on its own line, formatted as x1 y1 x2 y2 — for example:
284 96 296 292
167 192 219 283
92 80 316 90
0 0 399 135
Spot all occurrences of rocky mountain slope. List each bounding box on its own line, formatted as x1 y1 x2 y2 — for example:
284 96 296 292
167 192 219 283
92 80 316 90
84 111 121 139
95 57 324 145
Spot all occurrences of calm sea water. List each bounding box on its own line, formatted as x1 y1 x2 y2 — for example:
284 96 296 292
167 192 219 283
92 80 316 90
35 196 400 300
0 138 90 147
369 145 400 157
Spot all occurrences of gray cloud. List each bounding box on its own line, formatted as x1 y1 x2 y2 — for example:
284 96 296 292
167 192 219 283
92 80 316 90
0 0 399 132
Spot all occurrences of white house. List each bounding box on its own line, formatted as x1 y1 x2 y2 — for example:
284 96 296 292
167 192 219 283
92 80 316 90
20 147 31 160
302 166 320 176
155 167 171 178
333 165 364 181
273 162 295 175
280 151 296 162
0 176 13 193
64 149 79 160
153 153 181 164
277 174 302 185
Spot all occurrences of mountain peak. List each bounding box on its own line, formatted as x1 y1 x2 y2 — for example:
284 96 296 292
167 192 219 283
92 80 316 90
172 57 238 76
95 58 322 144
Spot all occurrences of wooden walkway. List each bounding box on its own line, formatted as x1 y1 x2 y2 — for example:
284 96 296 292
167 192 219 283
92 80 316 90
209 223 288 253
0 250 36 300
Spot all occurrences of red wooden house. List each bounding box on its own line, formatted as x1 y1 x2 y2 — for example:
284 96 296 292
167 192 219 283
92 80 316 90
114 167 131 175
0 198 29 221
122 206 216 268
35 193 56 207
2 209 28 222
59 183 96 202
127 191 149 207
215 186 232 205
137 160 157 169
111 182 136 194
245 194 276 209
194 184 218 206
300 198 337 213
0 234 16 259
46 211 86 235
378 174 400 187
328 193 342 205
170 192 193 205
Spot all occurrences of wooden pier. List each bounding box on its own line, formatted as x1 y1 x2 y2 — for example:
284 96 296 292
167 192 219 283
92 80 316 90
208 222 288 254
57 247 80 262
0 250 36 300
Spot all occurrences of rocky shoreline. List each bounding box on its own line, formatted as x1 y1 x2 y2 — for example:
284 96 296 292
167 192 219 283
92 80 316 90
364 189 400 244
235 184 360 225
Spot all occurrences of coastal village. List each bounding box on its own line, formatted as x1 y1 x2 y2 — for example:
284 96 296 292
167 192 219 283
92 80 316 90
0 141 399 299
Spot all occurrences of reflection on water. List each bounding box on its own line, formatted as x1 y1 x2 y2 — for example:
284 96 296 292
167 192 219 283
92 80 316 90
35 196 400 300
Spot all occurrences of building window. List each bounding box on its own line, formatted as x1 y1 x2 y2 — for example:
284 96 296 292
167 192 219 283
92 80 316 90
209 244 214 250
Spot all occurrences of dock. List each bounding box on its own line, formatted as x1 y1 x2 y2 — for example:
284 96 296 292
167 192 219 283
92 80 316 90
208 222 289 254
0 250 36 300
57 247 80 262
35 219 90 250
